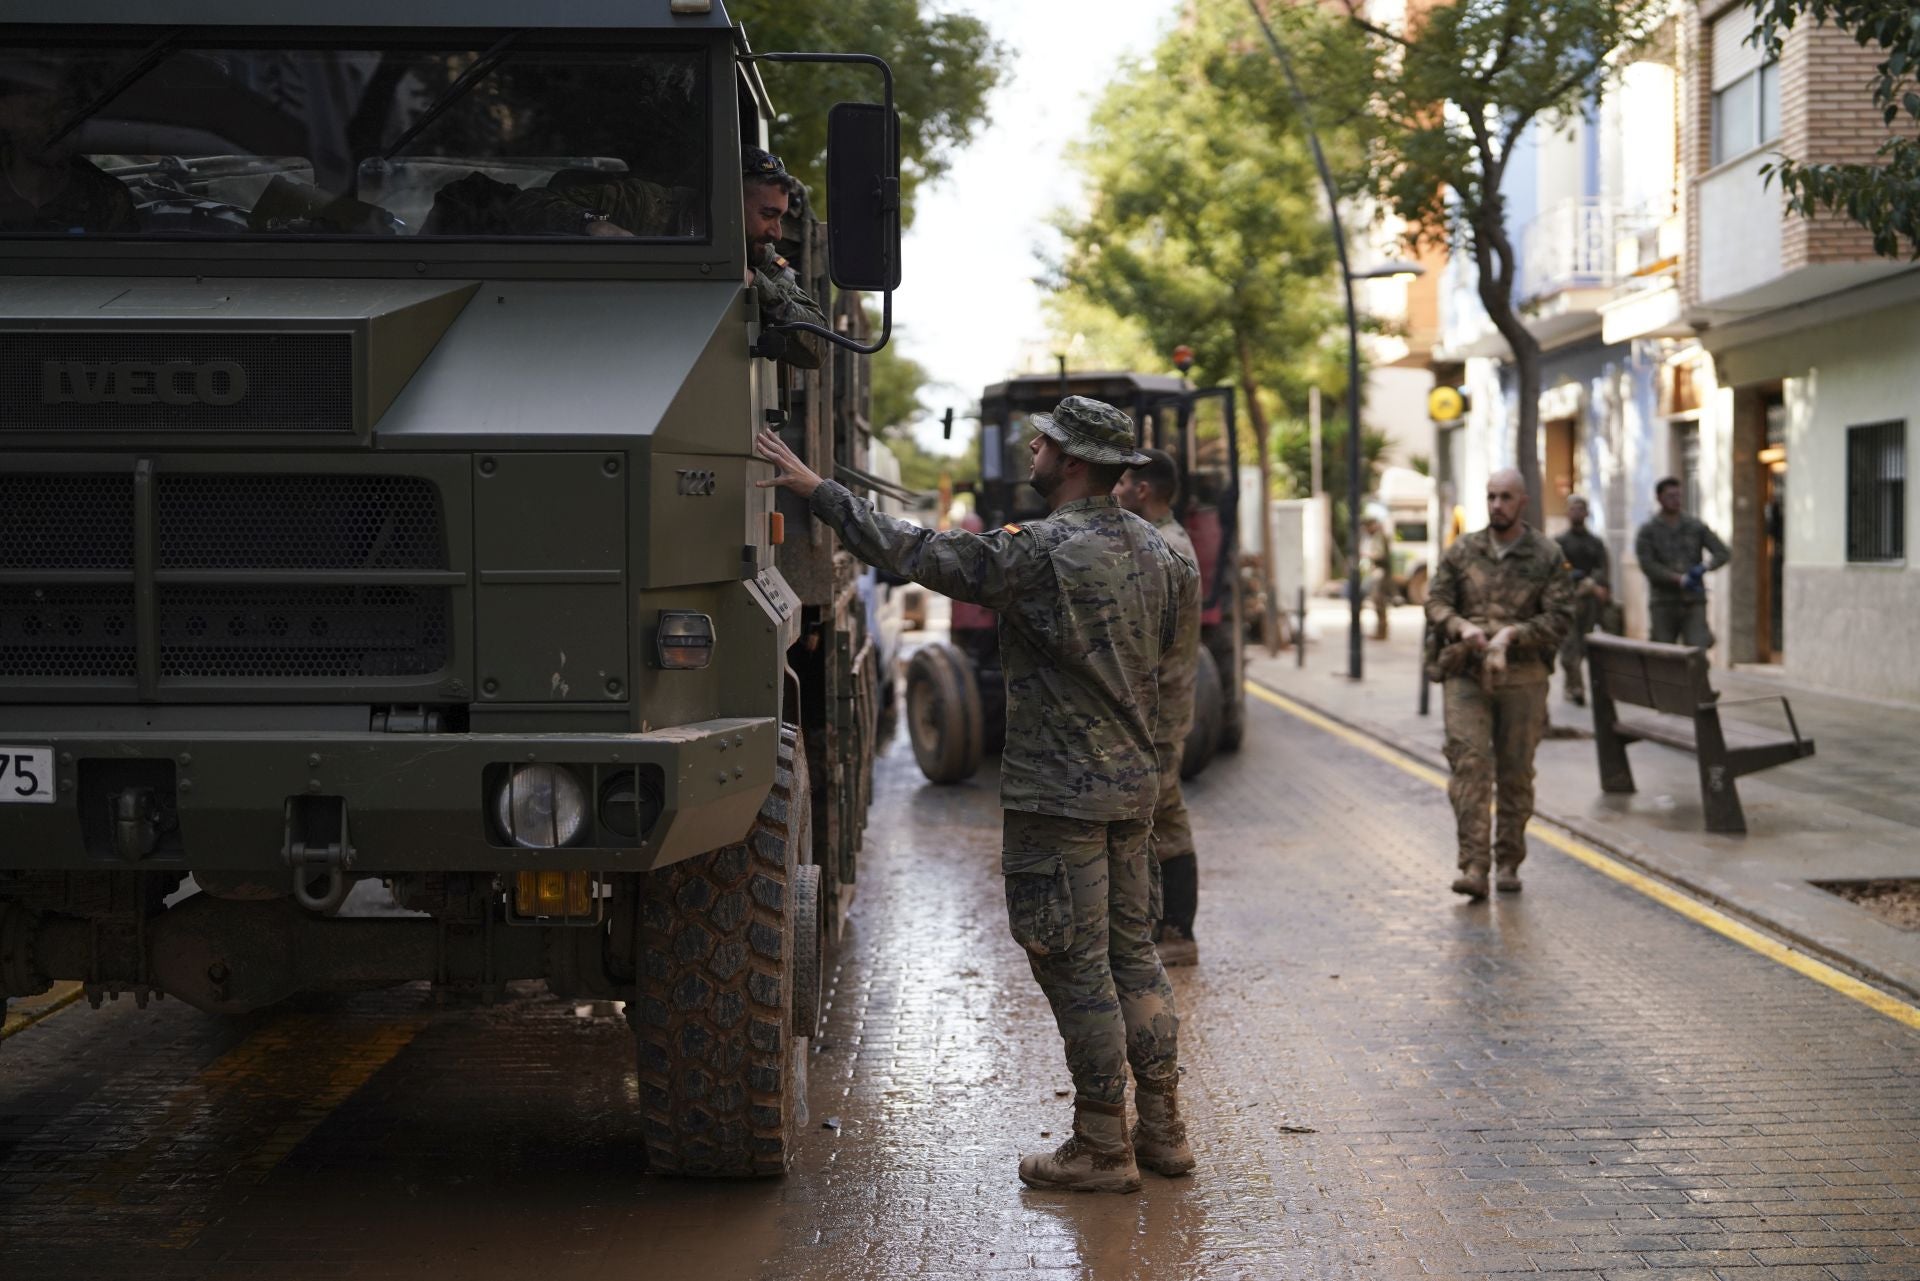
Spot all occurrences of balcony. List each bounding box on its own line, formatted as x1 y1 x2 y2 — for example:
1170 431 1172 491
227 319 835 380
1518 199 1656 344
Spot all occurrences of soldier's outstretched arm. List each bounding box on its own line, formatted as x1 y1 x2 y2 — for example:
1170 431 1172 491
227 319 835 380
754 430 1041 608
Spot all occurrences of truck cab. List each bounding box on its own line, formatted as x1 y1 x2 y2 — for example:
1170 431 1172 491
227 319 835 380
0 0 899 1179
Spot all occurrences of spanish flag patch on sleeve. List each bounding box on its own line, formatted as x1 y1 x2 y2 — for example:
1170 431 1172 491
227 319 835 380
1002 523 1024 535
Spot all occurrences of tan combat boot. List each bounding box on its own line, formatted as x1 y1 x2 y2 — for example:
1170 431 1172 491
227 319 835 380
1451 866 1490 899
1018 1099 1142 1193
1495 866 1523 894
1132 1073 1196 1176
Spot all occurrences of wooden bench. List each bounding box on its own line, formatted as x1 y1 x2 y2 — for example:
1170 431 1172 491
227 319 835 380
1586 634 1816 834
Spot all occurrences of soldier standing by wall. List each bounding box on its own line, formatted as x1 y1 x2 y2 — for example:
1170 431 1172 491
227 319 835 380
1425 469 1575 900
1635 476 1731 648
1113 448 1203 967
1361 506 1395 641
1555 495 1614 707
755 397 1198 1192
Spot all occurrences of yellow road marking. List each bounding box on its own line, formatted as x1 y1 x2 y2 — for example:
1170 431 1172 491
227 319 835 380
1246 680 1920 1033
0 980 84 1039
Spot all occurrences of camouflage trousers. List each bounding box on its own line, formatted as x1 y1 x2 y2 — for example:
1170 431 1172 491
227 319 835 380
1441 676 1548 873
1002 810 1180 1105
1650 597 1713 649
1149 743 1197 932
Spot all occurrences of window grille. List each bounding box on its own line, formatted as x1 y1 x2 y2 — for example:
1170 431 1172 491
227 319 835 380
1846 421 1906 563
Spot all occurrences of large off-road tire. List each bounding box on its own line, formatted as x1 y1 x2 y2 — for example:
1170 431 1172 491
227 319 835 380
630 724 812 1178
1213 590 1247 754
790 862 823 1039
905 642 984 784
1180 645 1225 780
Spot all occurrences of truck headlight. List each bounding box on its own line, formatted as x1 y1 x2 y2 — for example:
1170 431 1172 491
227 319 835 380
656 611 715 670
493 764 588 848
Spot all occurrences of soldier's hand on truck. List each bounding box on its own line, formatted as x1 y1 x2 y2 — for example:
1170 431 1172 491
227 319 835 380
754 429 823 499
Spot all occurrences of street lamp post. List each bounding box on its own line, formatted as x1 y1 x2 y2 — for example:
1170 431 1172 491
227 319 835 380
1244 0 1422 681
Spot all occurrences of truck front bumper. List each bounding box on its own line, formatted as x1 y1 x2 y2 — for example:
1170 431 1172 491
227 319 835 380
0 716 777 873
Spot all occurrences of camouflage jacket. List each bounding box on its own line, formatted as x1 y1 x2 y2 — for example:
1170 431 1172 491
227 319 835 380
1635 515 1731 601
748 243 825 371
811 483 1189 820
0 158 138 234
1424 526 1575 684
1154 515 1202 750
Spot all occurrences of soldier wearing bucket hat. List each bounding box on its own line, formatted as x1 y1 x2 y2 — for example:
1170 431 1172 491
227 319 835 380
755 395 1199 1192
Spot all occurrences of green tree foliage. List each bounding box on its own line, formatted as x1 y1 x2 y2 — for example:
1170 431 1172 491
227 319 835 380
728 0 1009 223
1302 0 1667 513
1754 1 1920 257
867 332 976 494
1054 0 1348 640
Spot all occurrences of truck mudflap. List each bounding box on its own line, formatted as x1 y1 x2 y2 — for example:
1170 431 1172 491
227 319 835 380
0 717 778 874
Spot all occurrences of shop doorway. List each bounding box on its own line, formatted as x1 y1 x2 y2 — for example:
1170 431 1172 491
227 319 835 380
1543 417 1576 530
1757 393 1787 663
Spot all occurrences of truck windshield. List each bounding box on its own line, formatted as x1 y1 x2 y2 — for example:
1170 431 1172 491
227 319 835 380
0 41 710 241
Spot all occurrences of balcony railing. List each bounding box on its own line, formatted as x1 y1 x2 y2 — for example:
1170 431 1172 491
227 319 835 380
1519 199 1656 304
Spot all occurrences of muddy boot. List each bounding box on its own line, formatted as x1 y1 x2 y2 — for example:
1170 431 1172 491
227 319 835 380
1018 1099 1141 1193
1495 866 1522 894
1132 1074 1196 1176
1154 922 1199 968
1451 866 1489 900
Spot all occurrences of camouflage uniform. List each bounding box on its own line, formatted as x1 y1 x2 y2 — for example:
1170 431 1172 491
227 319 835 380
1424 528 1574 875
807 398 1191 1106
0 157 138 233
1150 515 1201 935
506 176 824 369
1362 524 1394 639
1554 524 1612 701
1635 515 1730 648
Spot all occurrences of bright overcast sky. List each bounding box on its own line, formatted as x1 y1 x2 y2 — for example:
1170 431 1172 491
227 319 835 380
892 0 1178 454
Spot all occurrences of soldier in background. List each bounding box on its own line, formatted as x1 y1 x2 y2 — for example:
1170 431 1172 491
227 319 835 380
1425 468 1574 900
1635 476 1731 648
1360 506 1394 641
0 57 138 234
1113 448 1203 968
1555 495 1613 707
755 396 1197 1192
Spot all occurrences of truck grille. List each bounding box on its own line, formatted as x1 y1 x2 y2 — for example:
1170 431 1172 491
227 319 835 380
0 332 355 433
0 471 453 687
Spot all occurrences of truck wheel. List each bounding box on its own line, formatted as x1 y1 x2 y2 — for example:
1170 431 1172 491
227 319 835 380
1405 564 1429 606
905 643 983 784
630 724 810 1178
1180 646 1225 779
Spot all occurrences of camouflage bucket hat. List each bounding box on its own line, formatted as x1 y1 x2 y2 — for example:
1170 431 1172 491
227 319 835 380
1030 396 1150 467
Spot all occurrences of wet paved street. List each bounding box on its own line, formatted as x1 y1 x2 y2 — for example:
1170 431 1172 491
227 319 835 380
4 690 1919 1279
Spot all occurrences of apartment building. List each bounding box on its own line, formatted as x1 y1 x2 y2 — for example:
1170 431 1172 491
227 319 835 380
1684 1 1918 701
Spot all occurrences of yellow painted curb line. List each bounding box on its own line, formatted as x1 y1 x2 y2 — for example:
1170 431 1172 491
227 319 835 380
1246 680 1920 1033
1 981 85 1040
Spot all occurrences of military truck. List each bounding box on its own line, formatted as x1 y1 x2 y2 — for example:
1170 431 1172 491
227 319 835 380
0 1 902 1179
905 372 1247 784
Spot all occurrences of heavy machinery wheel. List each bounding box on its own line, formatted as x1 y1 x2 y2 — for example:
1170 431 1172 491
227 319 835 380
1213 591 1247 753
630 724 810 1178
905 642 984 784
1181 646 1225 779
1403 564 1429 606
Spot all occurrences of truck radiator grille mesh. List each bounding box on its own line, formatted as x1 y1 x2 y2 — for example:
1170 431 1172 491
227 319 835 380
0 331 354 433
0 472 452 683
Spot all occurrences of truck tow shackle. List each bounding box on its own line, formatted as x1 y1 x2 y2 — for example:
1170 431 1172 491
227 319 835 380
283 796 355 915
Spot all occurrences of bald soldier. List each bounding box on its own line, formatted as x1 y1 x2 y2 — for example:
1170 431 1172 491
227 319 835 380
1424 469 1575 899
1112 448 1203 966
757 397 1198 1193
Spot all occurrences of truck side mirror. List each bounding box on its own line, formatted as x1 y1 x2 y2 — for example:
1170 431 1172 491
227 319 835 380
826 102 901 292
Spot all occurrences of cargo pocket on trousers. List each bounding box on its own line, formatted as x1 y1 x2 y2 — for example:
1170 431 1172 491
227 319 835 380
1002 851 1073 957
1147 853 1164 924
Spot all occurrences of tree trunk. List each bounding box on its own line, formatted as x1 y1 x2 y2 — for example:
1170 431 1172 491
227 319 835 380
1471 207 1544 516
1236 335 1284 655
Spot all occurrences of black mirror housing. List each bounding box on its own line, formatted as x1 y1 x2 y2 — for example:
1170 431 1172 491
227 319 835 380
827 102 901 292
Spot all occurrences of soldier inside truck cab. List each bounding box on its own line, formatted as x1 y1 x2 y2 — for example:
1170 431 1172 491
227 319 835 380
0 57 138 235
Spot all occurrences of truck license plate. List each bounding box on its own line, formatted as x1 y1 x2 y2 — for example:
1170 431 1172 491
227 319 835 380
0 748 55 804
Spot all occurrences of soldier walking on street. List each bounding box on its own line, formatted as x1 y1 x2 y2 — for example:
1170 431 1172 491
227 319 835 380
1425 469 1574 900
1635 477 1731 649
1555 495 1616 707
755 396 1198 1193
1113 449 1203 968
